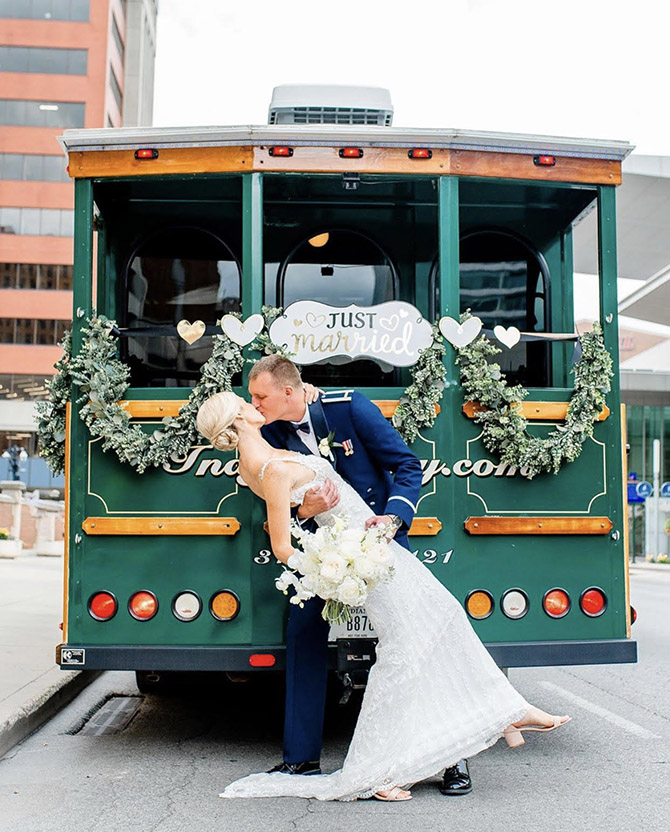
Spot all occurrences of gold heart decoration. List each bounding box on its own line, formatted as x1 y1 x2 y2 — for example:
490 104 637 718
176 319 206 345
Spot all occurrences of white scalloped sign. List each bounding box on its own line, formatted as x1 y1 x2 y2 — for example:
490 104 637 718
269 301 433 367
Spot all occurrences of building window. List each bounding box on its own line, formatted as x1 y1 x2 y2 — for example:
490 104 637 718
0 209 74 237
0 318 68 345
111 15 125 61
109 66 123 111
0 100 85 128
0 154 69 182
0 46 87 75
0 0 90 21
0 264 73 290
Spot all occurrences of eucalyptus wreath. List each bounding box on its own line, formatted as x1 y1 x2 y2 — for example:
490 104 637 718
391 323 446 445
455 315 613 479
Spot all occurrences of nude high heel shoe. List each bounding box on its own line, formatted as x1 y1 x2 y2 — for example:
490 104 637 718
503 715 571 748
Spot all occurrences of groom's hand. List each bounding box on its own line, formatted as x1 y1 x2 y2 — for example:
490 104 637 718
365 515 399 539
297 479 339 518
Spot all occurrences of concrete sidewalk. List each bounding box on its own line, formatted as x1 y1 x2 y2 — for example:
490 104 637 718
0 551 98 758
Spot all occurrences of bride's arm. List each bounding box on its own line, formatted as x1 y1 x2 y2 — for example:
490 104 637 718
262 466 295 564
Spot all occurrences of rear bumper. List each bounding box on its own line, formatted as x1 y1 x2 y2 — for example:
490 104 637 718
57 638 637 671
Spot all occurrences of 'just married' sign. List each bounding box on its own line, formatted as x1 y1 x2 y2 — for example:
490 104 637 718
269 301 433 367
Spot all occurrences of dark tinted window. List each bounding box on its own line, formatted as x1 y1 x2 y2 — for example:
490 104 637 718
124 227 241 387
0 99 85 127
0 46 87 74
278 229 398 387
0 0 90 21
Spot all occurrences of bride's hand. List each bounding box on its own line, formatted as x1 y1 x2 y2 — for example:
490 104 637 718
365 515 398 540
296 480 339 518
303 383 325 404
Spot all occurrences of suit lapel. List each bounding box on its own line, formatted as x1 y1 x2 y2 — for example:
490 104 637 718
309 399 337 471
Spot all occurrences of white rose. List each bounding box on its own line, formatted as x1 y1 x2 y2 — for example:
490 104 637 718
300 553 321 575
352 556 376 580
319 553 348 583
318 438 334 460
337 576 367 606
367 543 392 565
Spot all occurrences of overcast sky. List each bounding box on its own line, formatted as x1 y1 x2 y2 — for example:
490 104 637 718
153 0 669 156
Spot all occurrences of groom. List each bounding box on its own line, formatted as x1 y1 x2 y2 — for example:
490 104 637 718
248 355 473 797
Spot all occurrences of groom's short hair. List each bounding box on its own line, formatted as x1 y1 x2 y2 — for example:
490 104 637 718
249 354 303 389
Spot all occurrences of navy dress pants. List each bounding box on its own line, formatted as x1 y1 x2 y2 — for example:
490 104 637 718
283 595 330 763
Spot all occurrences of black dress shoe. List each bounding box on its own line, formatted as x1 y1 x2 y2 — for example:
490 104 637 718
439 759 472 795
267 760 322 775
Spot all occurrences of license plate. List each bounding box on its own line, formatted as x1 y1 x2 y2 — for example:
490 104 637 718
329 607 377 640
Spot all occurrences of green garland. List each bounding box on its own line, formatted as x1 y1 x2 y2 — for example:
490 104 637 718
455 315 613 479
37 308 612 480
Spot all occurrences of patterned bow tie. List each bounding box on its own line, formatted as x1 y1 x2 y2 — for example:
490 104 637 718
292 421 310 434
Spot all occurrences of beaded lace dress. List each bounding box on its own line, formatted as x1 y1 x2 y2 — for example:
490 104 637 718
220 453 529 801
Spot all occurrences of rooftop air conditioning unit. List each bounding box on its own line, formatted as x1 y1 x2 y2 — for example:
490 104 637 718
268 84 393 127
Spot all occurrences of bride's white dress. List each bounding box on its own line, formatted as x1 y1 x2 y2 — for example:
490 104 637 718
220 453 529 801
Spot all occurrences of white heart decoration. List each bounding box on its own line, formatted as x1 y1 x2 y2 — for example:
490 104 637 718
176 319 206 345
493 325 521 349
220 313 264 346
379 314 399 331
438 316 482 348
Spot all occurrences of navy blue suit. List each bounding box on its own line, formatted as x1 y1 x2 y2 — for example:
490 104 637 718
261 390 423 764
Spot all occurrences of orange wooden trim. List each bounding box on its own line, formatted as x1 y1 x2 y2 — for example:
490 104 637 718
118 400 186 418
464 516 613 535
68 145 620 185
118 399 439 420
255 146 452 175
462 400 609 422
408 517 442 536
451 149 621 185
82 517 241 535
68 146 255 178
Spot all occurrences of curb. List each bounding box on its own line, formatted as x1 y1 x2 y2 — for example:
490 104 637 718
629 562 670 572
0 667 101 759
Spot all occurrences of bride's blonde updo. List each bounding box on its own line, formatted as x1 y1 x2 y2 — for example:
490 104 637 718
196 391 243 452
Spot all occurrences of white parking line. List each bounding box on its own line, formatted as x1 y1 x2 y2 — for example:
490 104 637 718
539 681 661 739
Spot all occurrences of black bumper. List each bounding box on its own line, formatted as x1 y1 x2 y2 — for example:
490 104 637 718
58 638 637 672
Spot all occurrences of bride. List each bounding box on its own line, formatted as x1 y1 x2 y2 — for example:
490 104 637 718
196 391 570 803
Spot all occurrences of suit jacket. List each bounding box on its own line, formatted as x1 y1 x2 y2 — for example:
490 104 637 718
260 390 423 549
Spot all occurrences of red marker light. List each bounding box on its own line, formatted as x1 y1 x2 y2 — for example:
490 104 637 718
249 654 276 667
88 591 117 621
339 147 364 158
269 146 293 157
630 605 637 624
543 588 571 618
533 154 556 167
580 587 607 617
134 148 159 160
409 148 432 159
129 590 158 620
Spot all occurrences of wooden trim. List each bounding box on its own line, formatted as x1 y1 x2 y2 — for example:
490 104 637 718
117 399 439 420
68 146 255 178
408 517 442 536
464 516 613 535
462 400 609 422
67 145 620 186
451 149 621 185
82 517 241 535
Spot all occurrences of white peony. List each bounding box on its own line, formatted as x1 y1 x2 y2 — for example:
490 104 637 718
319 553 348 583
352 555 377 579
337 575 367 606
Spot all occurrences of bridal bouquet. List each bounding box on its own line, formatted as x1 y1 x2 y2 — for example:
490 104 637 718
275 516 395 625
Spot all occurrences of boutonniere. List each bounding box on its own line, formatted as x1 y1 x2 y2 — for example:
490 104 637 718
317 430 343 461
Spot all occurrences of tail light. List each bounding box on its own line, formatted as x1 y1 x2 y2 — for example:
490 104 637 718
465 589 494 620
501 589 529 620
249 654 276 667
580 587 607 617
630 605 637 624
88 591 117 621
134 148 159 160
533 154 556 166
172 591 202 622
543 588 571 619
129 590 158 621
210 590 240 621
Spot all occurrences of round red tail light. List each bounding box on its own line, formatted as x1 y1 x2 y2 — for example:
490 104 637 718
88 591 117 621
580 587 607 617
543 588 571 619
129 590 158 621
630 605 637 624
